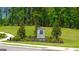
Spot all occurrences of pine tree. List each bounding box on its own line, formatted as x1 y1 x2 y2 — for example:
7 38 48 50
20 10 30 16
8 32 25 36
52 20 62 43
17 23 26 39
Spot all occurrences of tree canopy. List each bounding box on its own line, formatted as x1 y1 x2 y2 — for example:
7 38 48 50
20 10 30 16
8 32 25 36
0 7 79 29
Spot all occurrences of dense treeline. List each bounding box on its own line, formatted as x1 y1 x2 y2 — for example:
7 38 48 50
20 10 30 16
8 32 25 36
0 7 79 29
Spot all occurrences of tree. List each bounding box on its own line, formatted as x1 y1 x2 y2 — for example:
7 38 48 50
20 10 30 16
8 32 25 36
52 20 62 43
1 7 79 30
17 23 26 39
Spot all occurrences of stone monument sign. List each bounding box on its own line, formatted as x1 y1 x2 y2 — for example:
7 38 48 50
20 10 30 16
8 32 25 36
37 27 45 41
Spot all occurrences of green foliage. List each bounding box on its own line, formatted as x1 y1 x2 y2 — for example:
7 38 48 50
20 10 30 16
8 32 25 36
1 7 79 29
11 36 21 41
0 33 6 38
45 36 52 43
52 20 62 43
17 25 26 39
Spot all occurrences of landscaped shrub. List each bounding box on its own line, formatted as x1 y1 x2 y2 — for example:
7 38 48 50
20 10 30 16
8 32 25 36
17 25 26 39
46 38 52 43
0 33 7 38
11 36 21 41
52 38 64 43
51 20 63 43
44 36 53 42
59 38 64 43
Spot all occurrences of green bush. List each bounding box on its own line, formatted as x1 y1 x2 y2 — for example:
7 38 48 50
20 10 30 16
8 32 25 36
11 36 21 41
45 36 52 42
17 25 26 39
51 20 62 43
52 38 64 43
46 39 52 43
0 33 6 38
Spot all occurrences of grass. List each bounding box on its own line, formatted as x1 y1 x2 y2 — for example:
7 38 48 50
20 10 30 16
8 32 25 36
0 26 35 36
1 26 79 48
3 40 79 48
3 43 23 46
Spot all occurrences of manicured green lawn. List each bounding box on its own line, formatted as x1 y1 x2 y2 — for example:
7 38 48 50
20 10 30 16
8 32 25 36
1 26 79 48
0 26 35 36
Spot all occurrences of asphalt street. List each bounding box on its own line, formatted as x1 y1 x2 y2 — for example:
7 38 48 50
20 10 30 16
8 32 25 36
0 43 58 51
0 43 46 51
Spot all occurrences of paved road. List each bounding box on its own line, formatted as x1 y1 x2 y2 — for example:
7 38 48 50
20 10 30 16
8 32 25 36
0 43 46 51
0 44 39 51
4 46 44 51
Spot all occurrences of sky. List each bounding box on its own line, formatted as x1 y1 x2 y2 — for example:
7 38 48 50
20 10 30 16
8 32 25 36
0 7 9 19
